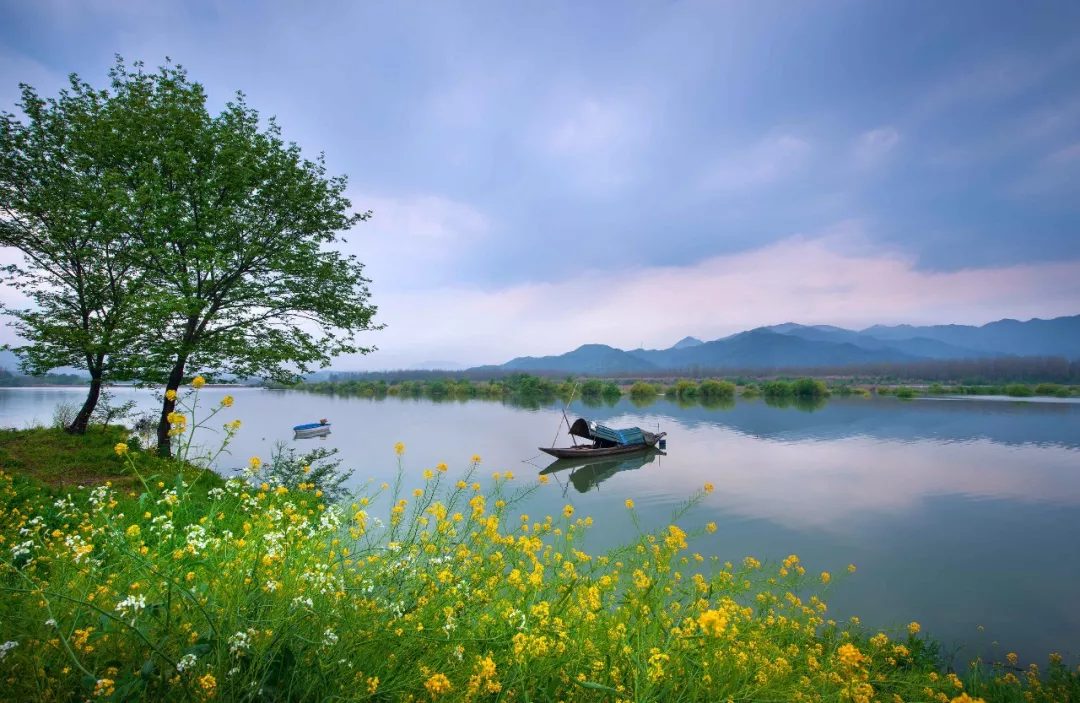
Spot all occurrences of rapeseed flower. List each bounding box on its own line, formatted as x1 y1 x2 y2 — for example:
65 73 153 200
192 376 206 389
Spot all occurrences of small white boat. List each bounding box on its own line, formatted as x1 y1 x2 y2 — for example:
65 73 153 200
294 420 331 439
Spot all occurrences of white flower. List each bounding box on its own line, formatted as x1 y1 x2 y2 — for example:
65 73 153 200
115 594 147 617
228 630 252 655
322 628 338 646
176 653 198 672
45 619 56 628
0 641 17 659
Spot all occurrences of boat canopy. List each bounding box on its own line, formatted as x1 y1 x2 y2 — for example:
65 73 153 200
568 418 646 447
294 422 330 431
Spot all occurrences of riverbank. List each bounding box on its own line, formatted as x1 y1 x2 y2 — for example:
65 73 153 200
0 417 1075 701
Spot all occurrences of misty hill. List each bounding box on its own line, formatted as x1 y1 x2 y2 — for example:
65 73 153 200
489 314 1080 374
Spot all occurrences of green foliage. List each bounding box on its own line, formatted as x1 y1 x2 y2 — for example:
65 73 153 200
762 380 793 397
261 442 353 502
699 379 736 399
791 378 829 398
893 386 917 399
1055 387 1073 398
673 379 699 398
601 382 622 398
629 381 657 399
927 383 947 395
1005 384 1034 398
1034 383 1062 396
579 379 604 397
741 383 760 397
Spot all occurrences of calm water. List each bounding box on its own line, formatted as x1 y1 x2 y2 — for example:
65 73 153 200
2 387 1079 663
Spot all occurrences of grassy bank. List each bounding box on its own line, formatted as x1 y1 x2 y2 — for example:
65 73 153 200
1 390 1076 701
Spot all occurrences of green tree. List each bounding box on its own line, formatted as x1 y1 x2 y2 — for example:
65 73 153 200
97 60 380 456
0 71 153 433
699 379 736 399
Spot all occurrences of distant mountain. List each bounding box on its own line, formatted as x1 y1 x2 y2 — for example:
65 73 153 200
860 315 1080 358
408 361 466 371
672 336 703 349
482 314 1080 374
502 344 657 373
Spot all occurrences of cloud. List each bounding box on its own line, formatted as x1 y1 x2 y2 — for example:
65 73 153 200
342 194 490 292
343 225 1080 369
852 127 900 168
701 135 811 192
541 99 642 194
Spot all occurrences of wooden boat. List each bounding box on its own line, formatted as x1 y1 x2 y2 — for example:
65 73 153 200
294 419 331 438
539 418 665 459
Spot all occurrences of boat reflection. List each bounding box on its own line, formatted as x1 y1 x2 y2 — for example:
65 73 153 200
539 449 665 493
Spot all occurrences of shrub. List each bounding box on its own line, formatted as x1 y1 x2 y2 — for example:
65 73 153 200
629 381 657 399
50 401 78 429
791 378 829 398
601 382 622 398
579 379 604 397
673 379 699 398
762 380 793 397
894 386 917 399
927 383 946 395
699 379 736 399
741 383 760 397
1034 383 1062 396
1005 384 1034 398
1055 387 1073 398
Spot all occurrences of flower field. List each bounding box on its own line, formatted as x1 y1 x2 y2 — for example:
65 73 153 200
0 386 1075 702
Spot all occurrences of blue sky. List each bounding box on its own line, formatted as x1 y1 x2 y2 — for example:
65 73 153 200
2 0 1079 368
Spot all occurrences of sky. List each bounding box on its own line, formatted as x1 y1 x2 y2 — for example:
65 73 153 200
2 0 1079 370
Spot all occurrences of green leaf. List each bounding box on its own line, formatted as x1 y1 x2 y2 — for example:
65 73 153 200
574 680 624 695
141 659 155 679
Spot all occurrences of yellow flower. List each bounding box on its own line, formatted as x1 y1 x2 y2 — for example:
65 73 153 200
303 465 311 473
249 457 262 471
471 454 482 463
192 375 206 389
908 621 921 635
197 672 216 698
221 395 234 407
563 505 574 518
114 442 128 456
423 469 434 480
504 470 514 479
697 609 728 636
1006 652 1017 666
948 695 986 703
625 499 635 509
125 525 140 538
394 442 405 455
705 522 717 534
366 676 379 694
424 673 452 695
836 643 865 668
436 462 448 472
165 389 178 401
821 572 831 585
538 475 548 484
847 564 857 573
704 482 715 494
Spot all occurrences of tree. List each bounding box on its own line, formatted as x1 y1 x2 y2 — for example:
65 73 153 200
0 73 152 433
101 60 380 455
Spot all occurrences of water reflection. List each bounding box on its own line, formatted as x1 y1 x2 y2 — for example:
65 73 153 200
540 449 665 494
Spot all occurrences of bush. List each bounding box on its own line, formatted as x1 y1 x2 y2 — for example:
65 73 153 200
927 383 946 395
699 379 736 399
1034 383 1062 396
601 382 622 398
762 380 793 397
741 383 760 397
579 379 604 397
261 441 354 502
791 378 829 398
1055 387 1073 398
1005 384 1034 398
673 379 699 398
50 401 78 429
629 381 657 399
894 386 917 399
851 387 872 398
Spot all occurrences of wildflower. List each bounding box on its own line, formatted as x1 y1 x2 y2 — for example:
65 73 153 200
505 470 514 479
114 442 128 456
436 462 448 472
423 469 434 480
909 621 921 635
706 522 717 533
93 678 115 697
625 499 635 509
538 475 548 484
698 610 728 636
836 643 865 668
192 375 206 388
394 442 405 455
322 628 339 646
563 505 574 518
197 673 217 698
0 641 17 660
664 525 687 551
177 653 199 672
424 672 452 695
366 676 379 693
115 594 147 618
948 696 986 703
743 556 761 569
821 571 831 585
471 454 482 463
221 395 234 407
249 457 262 472
126 524 141 538
847 564 856 573
165 389 178 401
1006 652 1018 666
704 482 714 494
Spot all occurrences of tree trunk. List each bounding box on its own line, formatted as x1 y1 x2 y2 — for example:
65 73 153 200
156 356 188 458
67 374 102 435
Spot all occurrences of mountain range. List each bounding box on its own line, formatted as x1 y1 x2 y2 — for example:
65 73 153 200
487 315 1080 374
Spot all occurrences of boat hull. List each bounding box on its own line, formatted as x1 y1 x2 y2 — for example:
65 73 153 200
294 427 331 439
538 433 663 460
